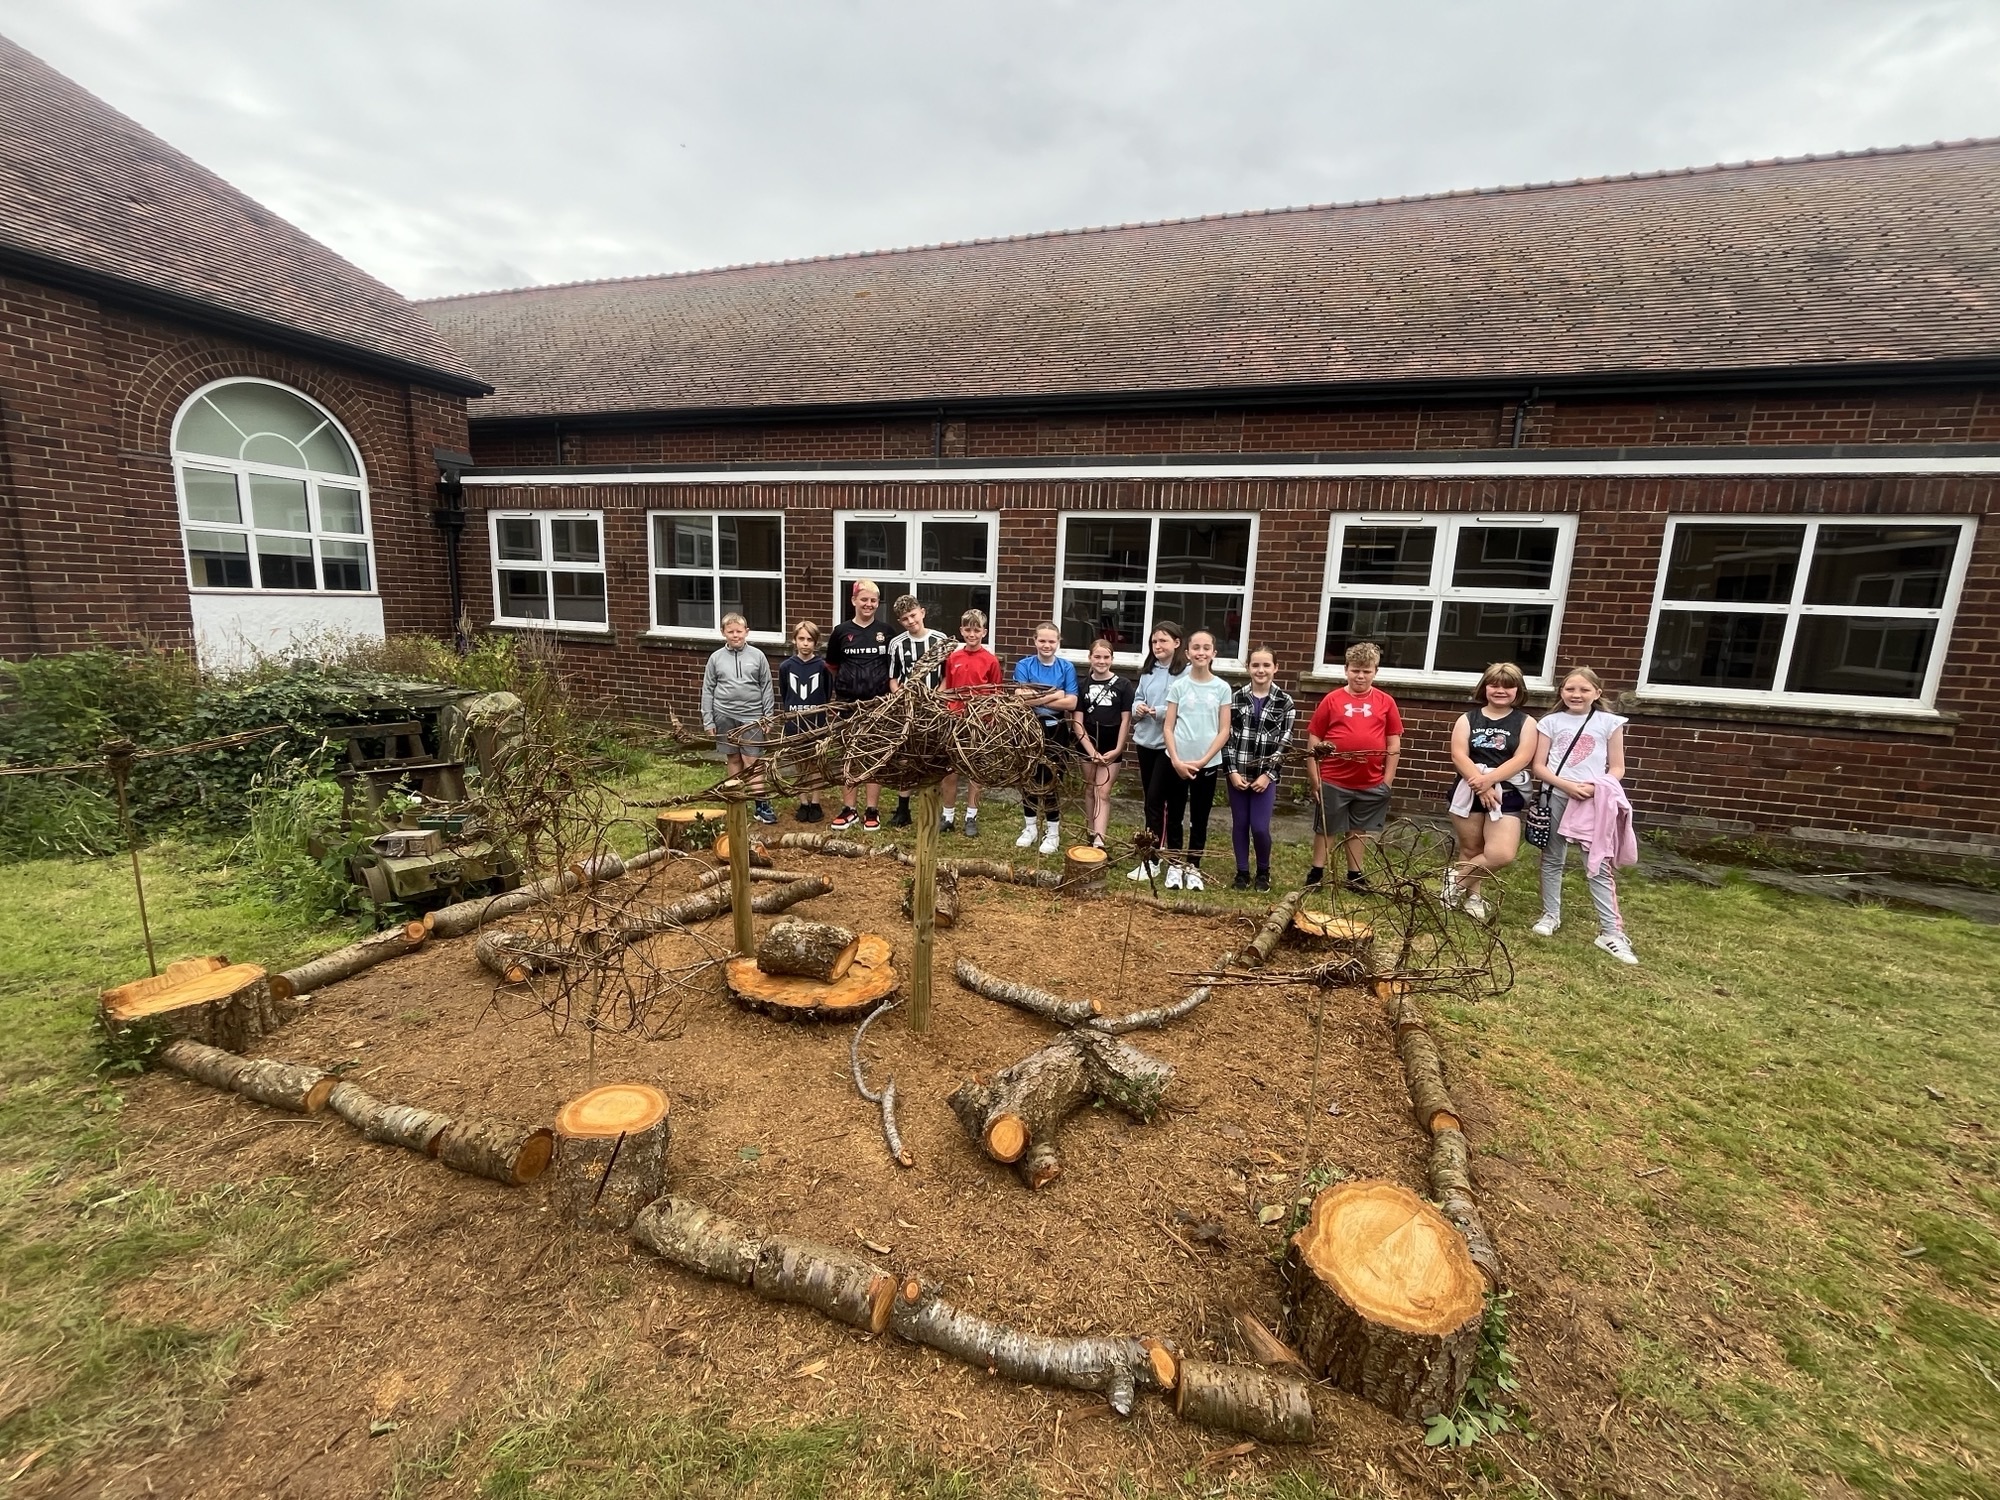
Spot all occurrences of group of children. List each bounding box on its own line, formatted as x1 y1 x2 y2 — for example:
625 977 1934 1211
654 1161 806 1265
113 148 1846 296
701 581 1641 964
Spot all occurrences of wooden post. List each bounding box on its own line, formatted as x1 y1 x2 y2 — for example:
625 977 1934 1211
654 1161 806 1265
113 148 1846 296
909 783 942 1034
726 795 754 957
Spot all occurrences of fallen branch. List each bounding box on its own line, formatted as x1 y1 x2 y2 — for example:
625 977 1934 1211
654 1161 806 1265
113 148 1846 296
1430 1126 1503 1287
695 866 815 889
272 922 427 999
1223 890 1307 969
947 1028 1173 1188
850 999 914 1168
1090 985 1212 1035
426 852 629 940
954 960 1100 1024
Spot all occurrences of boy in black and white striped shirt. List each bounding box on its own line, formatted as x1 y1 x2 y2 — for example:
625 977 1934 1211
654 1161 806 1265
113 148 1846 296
885 594 952 826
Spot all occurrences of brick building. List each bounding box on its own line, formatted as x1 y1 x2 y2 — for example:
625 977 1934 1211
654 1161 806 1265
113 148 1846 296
2 31 1997 861
0 38 487 666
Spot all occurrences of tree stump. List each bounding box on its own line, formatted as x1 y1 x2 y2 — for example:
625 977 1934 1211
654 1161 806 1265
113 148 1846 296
1291 910 1375 967
726 933 898 1021
550 1083 671 1230
1283 1179 1486 1421
756 920 860 982
1175 1358 1315 1443
901 869 959 929
100 960 278 1054
1063 844 1109 891
658 807 725 849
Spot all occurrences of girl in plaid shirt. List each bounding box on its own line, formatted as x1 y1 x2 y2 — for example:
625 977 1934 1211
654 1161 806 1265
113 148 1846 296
1223 646 1296 891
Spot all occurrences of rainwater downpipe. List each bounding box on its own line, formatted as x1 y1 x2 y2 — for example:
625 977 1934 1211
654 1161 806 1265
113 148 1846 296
1510 386 1539 448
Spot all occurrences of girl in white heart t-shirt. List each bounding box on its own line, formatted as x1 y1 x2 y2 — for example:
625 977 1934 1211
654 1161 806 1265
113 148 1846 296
1530 665 1637 965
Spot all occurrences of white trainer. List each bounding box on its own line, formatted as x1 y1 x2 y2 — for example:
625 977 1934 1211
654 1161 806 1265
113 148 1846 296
1039 824 1061 856
1441 870 1463 909
1184 867 1206 891
1128 860 1155 881
1164 864 1184 890
1016 818 1039 848
1531 913 1560 937
1594 931 1639 965
1463 894 1491 922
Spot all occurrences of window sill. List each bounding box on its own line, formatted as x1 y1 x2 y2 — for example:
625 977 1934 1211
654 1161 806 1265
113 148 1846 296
1304 668 1560 707
645 629 787 648
1616 694 1957 737
487 619 614 642
189 588 380 599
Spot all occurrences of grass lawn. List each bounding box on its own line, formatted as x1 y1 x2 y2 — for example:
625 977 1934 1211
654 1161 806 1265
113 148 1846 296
1 779 1995 1497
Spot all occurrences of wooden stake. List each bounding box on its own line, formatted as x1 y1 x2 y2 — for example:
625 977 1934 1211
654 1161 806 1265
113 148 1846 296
726 795 754 957
909 783 942 1034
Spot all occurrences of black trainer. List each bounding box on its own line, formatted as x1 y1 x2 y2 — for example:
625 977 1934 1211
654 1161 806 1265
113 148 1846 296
889 799 912 828
1232 870 1252 890
1346 869 1372 892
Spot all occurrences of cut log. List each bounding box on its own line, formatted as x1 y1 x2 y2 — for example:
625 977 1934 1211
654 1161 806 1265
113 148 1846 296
434 1118 556 1186
753 1237 897 1334
772 831 885 860
1430 1126 1503 1287
1073 1028 1174 1123
1283 1179 1486 1421
101 962 277 1054
606 875 831 948
1232 1308 1308 1371
1227 890 1307 969
474 928 540 985
1396 1024 1460 1136
696 865 813 889
756 919 860 983
711 833 772 867
953 960 1100 1024
425 859 602 940
900 868 959 929
550 1083 671 1230
948 1036 1091 1169
1090 985 1211 1036
726 932 897 1021
274 923 426 998
935 856 1066 889
326 1081 451 1154
1062 844 1109 891
631 1195 763 1285
156 1040 332 1114
657 806 725 849
1175 1359 1315 1443
1291 909 1376 968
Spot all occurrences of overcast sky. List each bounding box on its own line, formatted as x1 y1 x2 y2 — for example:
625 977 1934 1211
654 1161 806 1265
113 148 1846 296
4 1 1998 300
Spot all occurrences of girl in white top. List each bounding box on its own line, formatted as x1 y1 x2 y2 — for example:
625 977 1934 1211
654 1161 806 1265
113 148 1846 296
1159 628 1233 890
1530 665 1636 965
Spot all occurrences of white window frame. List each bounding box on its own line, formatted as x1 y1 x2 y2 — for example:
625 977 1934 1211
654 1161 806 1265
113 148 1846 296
1054 511 1260 670
1636 515 1977 712
487 509 610 633
644 510 786 643
1313 513 1577 686
833 509 999 635
171 377 375 596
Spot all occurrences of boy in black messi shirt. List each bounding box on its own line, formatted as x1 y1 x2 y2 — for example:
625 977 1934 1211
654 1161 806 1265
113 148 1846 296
779 619 832 822
824 579 892 830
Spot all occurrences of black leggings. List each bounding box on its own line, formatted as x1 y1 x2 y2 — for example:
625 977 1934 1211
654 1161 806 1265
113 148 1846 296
1161 764 1219 859
1135 744 1171 844
1024 719 1065 820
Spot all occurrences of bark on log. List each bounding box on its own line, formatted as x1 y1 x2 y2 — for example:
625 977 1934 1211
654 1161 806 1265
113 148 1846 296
1073 1028 1174 1123
754 1237 897 1334
631 1195 762 1285
434 1118 556 1186
890 1279 1164 1415
425 853 628 940
696 865 813 889
474 928 541 985
274 923 427 998
710 833 772 867
953 960 1100 1024
1175 1359 1315 1443
726 932 896 1020
1291 910 1376 969
1232 1308 1308 1371
1396 1025 1461 1136
948 1036 1092 1170
326 1081 451 1154
935 856 1066 889
1062 844 1109 891
551 1083 671 1230
1431 1126 1503 1287
102 963 279 1054
1283 1179 1486 1421
900 868 959 929
156 1040 334 1113
757 919 861 982
1227 890 1307 969
1090 985 1212 1036
608 875 831 947
772 832 892 860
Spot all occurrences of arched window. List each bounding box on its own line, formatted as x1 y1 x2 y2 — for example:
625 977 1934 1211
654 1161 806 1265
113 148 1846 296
173 379 373 593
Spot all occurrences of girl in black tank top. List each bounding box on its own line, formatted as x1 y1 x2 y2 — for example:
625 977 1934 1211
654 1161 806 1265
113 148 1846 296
1445 664 1542 921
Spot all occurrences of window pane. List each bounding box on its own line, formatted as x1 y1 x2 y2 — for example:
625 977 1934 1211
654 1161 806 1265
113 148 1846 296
658 515 713 569
1155 519 1251 587
322 540 370 591
182 467 241 524
922 519 989 575
840 576 909 616
721 576 784 634
658 574 716 630
912 583 991 640
1662 525 1803 603
1063 518 1151 583
1786 617 1936 698
175 396 242 461
498 519 541 561
553 572 607 624
1154 590 1244 659
1060 587 1145 654
207 382 328 446
501 569 549 619
249 475 310 532
550 517 599 564
1452 526 1557 591
1434 603 1554 675
1324 599 1432 670
1804 526 1959 610
1339 526 1436 587
1647 609 1785 690
844 520 906 573
185 528 250 588
319 486 364 535
257 533 316 590
244 432 311 468
720 515 782 573
299 421 358 477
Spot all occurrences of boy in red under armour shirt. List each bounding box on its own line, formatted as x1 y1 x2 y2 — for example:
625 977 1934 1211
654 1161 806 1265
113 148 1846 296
1305 640 1402 889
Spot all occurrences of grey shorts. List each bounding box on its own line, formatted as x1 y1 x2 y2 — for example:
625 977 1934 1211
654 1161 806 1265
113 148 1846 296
1319 781 1391 836
713 713 764 757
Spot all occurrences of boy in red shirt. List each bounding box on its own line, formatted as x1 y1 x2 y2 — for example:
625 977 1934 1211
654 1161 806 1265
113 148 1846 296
1306 641 1402 890
939 607 1003 837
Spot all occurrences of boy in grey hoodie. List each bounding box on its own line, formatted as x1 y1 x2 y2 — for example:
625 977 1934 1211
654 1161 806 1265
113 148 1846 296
702 613 777 822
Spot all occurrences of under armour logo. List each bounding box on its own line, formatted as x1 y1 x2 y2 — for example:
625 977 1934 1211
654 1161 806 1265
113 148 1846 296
1343 700 1373 718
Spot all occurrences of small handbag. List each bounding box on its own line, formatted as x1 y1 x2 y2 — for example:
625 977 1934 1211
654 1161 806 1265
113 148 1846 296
1525 703 1595 851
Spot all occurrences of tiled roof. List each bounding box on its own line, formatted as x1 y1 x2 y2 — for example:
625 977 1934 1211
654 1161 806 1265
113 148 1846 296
0 36 486 392
424 141 2000 422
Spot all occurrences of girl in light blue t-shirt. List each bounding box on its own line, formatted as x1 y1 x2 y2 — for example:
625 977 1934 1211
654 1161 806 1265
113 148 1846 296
1159 628 1234 890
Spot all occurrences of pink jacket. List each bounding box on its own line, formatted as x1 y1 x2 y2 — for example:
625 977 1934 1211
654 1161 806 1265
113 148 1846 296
1558 775 1637 877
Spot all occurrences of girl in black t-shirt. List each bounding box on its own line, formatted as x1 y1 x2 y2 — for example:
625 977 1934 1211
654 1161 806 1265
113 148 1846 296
1445 661 1540 922
1071 638 1133 850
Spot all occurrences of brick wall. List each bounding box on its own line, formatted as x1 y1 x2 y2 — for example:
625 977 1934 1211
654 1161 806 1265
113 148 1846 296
0 269 470 657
